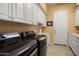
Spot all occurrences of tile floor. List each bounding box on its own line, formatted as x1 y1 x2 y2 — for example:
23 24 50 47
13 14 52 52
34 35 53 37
47 44 75 56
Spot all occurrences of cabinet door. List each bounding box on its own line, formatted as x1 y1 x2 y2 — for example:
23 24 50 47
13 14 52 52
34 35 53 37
71 36 77 54
76 39 79 55
37 5 41 23
37 5 46 26
26 3 32 24
69 35 75 51
42 12 46 26
73 37 79 55
8 3 12 20
13 3 25 23
40 9 43 24
69 34 79 55
32 3 38 25
75 8 79 26
25 3 28 24
69 35 73 47
0 3 11 21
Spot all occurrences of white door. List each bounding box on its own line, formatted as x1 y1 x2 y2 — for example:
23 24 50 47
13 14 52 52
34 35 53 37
53 10 68 45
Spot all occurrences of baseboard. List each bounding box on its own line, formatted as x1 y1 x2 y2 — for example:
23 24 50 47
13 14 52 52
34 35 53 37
54 44 66 46
69 46 76 56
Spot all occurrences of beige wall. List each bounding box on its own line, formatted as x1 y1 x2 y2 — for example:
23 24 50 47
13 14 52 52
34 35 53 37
0 21 36 32
0 21 46 33
45 4 76 44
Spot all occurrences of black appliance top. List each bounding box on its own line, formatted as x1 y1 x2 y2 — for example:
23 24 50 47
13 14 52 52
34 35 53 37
20 31 36 39
0 32 20 40
0 31 37 56
6 40 37 56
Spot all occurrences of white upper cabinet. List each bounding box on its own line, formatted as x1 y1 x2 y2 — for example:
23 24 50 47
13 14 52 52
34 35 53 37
8 3 12 20
0 3 11 21
75 8 79 26
26 3 32 24
37 5 46 26
27 3 46 26
37 6 42 23
0 3 46 25
24 3 28 24
12 3 25 23
41 10 46 26
32 3 38 25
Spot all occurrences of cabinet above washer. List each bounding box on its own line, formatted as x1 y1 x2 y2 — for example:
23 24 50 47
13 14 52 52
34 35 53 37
0 3 46 27
0 3 12 21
